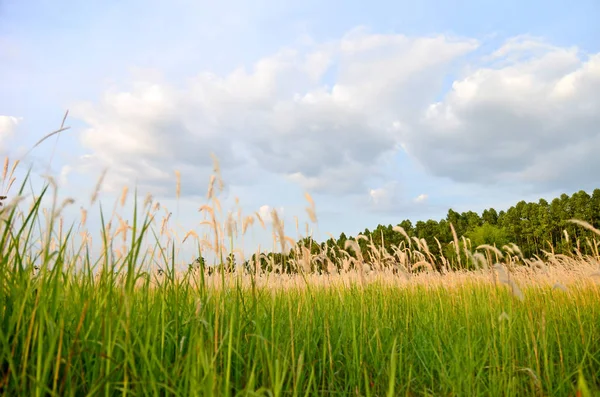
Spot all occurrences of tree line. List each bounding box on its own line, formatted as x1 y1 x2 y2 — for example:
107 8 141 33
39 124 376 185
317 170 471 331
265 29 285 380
192 189 600 274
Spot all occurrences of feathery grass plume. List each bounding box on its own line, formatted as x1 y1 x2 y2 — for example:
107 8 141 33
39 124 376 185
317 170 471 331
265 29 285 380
344 240 365 284
225 211 237 239
0 157 20 196
160 210 172 237
198 219 214 228
1 156 8 183
212 196 222 214
568 219 600 236
198 204 214 215
584 237 598 258
271 208 287 255
181 230 200 244
297 245 311 273
143 193 154 209
493 263 509 283
53 197 75 219
9 158 19 179
509 243 523 259
175 170 181 199
393 225 412 247
284 236 296 249
508 279 524 301
412 261 434 273
90 168 108 205
0 195 25 219
419 238 437 267
114 215 131 243
304 192 317 223
461 236 471 265
477 244 504 260
503 244 515 255
210 153 224 193
78 207 87 227
434 237 444 257
4 176 16 194
355 234 368 242
472 252 488 270
420 238 429 254
530 257 548 273
44 174 58 191
449 222 461 268
120 186 129 207
255 211 266 230
493 263 524 301
242 215 254 235
206 174 216 200
20 110 71 161
411 236 422 250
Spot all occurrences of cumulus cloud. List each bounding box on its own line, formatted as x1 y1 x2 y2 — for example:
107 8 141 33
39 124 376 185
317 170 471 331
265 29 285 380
402 36 600 192
72 31 600 200
414 193 428 203
367 181 404 210
0 115 22 152
257 204 285 224
364 182 434 214
71 29 478 196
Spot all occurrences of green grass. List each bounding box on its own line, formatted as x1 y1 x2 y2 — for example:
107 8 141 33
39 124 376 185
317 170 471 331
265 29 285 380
1 171 599 396
2 265 599 396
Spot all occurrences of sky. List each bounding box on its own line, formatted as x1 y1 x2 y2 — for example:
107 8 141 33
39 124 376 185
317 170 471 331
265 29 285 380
1 0 599 265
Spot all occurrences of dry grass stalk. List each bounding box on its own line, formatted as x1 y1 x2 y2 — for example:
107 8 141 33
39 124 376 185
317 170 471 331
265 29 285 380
449 223 461 268
53 197 75 219
568 219 600 236
393 225 412 247
304 192 317 223
175 170 181 199
90 169 108 205
1 157 8 182
242 215 255 235
120 186 129 207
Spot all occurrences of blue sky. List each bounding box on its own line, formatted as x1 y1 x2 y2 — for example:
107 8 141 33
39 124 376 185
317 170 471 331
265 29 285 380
1 0 599 265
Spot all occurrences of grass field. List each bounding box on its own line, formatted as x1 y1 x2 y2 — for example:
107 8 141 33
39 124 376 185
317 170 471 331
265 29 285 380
1 159 599 396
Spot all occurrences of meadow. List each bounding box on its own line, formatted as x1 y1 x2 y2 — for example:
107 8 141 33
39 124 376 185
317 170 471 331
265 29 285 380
0 155 599 396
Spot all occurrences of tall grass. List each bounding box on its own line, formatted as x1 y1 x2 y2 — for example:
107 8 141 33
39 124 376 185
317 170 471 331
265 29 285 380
0 157 599 396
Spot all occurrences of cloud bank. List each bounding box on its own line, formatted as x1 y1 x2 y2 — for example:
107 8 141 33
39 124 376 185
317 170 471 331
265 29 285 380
0 116 22 152
70 31 600 201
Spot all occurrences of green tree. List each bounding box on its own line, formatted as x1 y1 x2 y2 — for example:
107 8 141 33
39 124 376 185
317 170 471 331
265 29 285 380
467 224 510 249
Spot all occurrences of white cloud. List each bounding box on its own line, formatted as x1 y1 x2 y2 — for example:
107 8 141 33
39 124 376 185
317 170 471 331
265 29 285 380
59 164 72 187
71 30 478 197
402 37 600 192
367 181 403 210
364 182 434 214
257 204 285 224
414 193 428 203
369 186 389 205
71 32 600 200
0 116 22 151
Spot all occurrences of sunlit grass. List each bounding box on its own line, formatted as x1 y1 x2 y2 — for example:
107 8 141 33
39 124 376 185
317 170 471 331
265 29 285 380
1 157 599 396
